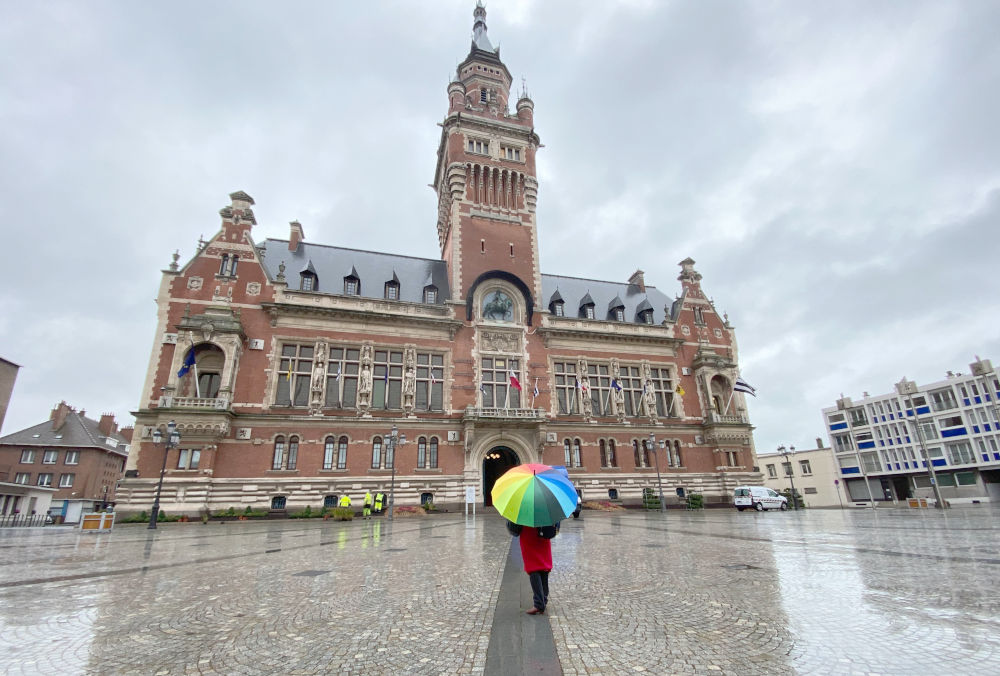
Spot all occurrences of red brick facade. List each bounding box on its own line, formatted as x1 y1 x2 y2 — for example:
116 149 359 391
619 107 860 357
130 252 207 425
118 6 757 516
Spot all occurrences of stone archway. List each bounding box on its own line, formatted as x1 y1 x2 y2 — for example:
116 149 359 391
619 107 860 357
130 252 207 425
482 446 521 507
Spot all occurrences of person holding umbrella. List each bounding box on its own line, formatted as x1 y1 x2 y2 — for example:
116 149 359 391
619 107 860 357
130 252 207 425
492 463 577 616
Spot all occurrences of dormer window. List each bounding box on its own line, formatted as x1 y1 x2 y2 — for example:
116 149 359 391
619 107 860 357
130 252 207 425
640 310 654 324
344 278 359 295
467 138 489 155
554 302 564 317
385 281 399 300
583 305 595 319
615 308 625 321
300 273 316 291
423 286 438 304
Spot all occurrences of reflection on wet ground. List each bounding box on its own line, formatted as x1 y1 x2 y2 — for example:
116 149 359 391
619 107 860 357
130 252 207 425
0 506 998 674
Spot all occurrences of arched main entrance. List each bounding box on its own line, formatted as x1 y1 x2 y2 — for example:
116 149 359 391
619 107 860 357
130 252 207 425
483 446 520 506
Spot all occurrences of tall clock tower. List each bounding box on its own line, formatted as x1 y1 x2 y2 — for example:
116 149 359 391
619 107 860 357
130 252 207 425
433 2 542 309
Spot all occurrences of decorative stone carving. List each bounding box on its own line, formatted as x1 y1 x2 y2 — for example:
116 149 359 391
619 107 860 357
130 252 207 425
309 341 328 414
246 282 261 296
188 277 203 290
480 329 518 353
577 358 592 420
642 362 658 423
357 342 374 416
610 358 626 423
402 346 417 416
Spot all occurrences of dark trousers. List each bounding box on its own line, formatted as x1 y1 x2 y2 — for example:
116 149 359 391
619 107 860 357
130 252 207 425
528 571 550 611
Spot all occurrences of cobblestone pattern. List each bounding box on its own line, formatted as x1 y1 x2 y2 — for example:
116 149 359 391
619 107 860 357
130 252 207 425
2 506 1000 674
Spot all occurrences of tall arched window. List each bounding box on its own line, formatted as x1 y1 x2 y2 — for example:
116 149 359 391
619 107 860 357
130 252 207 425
573 439 582 468
417 437 427 469
599 440 608 467
323 436 335 470
272 436 285 470
642 440 651 468
371 437 382 469
287 436 299 470
336 436 348 470
429 437 438 468
219 254 229 276
385 435 394 469
673 440 682 467
633 440 641 468
563 439 571 467
608 439 617 468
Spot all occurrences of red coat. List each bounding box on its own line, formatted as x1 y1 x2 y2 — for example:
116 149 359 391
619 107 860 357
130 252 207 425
519 526 553 573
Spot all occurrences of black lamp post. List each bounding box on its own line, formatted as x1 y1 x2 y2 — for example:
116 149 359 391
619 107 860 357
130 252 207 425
385 425 406 521
778 444 797 510
149 420 180 529
648 432 666 513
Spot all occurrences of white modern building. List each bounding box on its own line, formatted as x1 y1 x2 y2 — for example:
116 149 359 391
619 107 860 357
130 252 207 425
757 439 847 508
822 357 1000 506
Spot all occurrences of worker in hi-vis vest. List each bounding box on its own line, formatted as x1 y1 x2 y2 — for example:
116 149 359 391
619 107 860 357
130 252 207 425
363 491 373 519
339 494 352 509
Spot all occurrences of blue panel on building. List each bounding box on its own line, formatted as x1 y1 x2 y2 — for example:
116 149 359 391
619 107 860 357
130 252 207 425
841 467 860 474
905 436 911 443
973 426 980 434
917 406 930 415
963 398 970 406
830 422 848 431
895 463 901 470
881 416 886 422
984 454 990 462
906 410 913 417
941 428 967 438
904 462 910 469
986 424 992 432
975 396 982 404
932 458 946 467
879 441 885 447
858 441 876 449
994 453 1000 460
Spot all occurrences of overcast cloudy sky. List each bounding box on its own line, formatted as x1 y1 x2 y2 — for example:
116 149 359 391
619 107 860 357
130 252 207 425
2 0 998 457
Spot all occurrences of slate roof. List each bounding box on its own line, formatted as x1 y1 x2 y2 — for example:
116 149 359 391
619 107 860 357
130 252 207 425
259 239 451 305
541 274 673 324
0 413 129 457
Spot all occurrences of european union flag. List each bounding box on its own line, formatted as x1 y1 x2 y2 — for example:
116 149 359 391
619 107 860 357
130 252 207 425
177 351 196 378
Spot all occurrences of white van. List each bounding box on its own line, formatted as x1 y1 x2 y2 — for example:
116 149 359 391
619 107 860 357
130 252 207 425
733 486 788 512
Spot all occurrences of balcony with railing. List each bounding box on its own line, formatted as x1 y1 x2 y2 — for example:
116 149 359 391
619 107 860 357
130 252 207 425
705 411 748 424
463 406 546 422
159 395 231 411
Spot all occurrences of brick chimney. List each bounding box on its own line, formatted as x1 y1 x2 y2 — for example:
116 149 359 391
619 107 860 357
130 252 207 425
98 412 117 436
289 221 305 252
816 437 823 449
50 401 73 432
119 426 134 443
628 269 645 293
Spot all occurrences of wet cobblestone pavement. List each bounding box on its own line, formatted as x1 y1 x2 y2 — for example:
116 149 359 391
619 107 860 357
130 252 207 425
1 506 999 674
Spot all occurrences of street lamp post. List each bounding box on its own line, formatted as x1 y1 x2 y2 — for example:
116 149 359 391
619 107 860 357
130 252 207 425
896 378 946 509
648 433 666 513
778 444 797 509
385 425 406 521
149 420 180 529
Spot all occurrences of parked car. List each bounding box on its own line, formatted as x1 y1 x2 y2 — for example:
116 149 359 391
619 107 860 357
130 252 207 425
733 486 787 512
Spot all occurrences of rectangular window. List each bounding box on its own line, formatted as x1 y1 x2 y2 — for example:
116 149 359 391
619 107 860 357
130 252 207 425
275 343 314 407
915 421 938 441
620 365 644 417
337 438 348 470
326 347 359 409
20 449 35 464
177 449 201 470
385 284 398 300
59 473 75 488
14 473 30 485
468 138 489 154
766 464 777 478
481 356 521 408
946 441 975 465
372 350 404 410
37 473 53 487
554 303 564 317
586 363 612 417
584 306 595 319
799 459 812 475
860 452 880 472
370 438 382 469
828 413 845 423
345 279 359 295
424 288 437 303
956 471 977 486
782 461 793 476
65 450 80 465
832 434 854 452
649 367 676 417
414 352 445 412
848 407 868 426
301 275 314 291
938 415 964 428
554 362 578 415
804 487 818 494
324 438 336 470
42 450 58 464
929 388 958 412
429 438 438 468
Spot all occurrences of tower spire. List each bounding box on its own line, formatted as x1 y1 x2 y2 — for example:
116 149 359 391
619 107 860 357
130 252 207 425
472 1 495 52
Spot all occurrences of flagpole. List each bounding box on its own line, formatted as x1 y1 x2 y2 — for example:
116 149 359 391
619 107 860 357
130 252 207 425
193 354 201 398
723 390 736 415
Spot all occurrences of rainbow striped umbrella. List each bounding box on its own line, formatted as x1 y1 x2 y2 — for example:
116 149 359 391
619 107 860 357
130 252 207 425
491 463 578 526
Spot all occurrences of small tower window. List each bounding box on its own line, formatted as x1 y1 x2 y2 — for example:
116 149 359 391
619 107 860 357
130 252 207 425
480 88 487 103
219 254 229 276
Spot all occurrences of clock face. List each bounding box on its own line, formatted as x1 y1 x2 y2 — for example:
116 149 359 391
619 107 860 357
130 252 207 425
482 290 514 322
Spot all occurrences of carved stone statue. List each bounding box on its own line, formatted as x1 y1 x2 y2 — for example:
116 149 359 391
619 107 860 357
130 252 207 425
613 385 626 422
644 379 658 423
309 342 328 414
402 348 417 416
357 362 374 415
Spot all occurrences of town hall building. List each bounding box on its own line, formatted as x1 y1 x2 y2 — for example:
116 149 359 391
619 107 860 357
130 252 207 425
117 3 758 516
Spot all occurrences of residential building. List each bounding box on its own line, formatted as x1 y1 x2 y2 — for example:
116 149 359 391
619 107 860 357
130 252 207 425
757 438 846 508
116 3 758 517
0 402 130 523
822 357 1000 505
